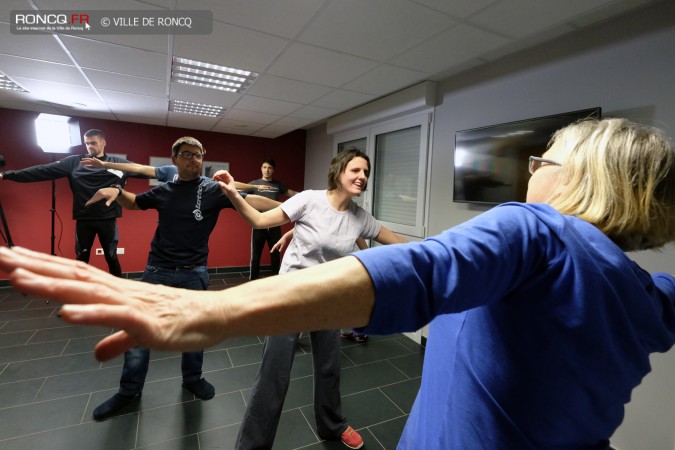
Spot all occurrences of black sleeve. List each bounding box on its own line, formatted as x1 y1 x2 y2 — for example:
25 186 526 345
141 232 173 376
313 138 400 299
1 155 78 182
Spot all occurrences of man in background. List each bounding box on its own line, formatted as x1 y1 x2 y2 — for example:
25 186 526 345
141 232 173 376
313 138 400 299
246 158 299 279
0 129 133 276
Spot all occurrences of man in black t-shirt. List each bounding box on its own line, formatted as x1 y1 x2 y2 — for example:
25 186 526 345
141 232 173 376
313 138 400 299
85 136 279 421
246 158 299 279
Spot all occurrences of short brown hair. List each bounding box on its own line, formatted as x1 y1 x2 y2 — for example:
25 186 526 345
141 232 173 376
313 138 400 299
171 136 205 157
327 148 370 191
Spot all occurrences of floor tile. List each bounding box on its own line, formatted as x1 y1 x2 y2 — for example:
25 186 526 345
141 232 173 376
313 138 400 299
0 352 101 384
379 378 421 414
0 378 45 409
0 278 425 450
135 392 246 447
0 340 68 365
369 416 409 450
0 394 89 440
0 413 138 450
0 330 34 348
339 360 409 396
28 324 112 344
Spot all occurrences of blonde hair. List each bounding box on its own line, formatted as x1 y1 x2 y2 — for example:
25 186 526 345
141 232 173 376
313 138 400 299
548 118 675 251
171 136 206 156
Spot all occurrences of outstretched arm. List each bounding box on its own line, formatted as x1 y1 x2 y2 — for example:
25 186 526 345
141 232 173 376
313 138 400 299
213 170 289 228
0 247 375 361
81 158 158 178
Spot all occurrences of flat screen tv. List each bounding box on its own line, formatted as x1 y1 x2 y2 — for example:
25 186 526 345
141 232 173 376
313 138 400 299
453 107 601 205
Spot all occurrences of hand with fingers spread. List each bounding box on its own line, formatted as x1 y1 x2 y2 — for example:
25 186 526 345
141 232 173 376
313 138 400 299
0 247 229 361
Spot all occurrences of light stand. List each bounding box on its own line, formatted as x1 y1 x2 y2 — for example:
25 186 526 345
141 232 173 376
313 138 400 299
0 200 13 247
50 154 56 255
34 113 80 256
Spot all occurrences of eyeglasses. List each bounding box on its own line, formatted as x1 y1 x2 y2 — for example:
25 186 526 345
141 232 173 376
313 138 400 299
177 151 204 160
528 156 561 175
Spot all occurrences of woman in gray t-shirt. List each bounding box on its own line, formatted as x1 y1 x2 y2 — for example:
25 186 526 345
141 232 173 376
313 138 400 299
216 148 406 450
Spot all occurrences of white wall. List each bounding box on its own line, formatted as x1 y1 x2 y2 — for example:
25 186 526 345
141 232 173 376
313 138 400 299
304 1 675 448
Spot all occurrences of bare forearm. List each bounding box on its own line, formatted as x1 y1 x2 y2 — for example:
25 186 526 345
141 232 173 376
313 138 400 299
216 256 375 337
103 161 157 177
117 189 139 209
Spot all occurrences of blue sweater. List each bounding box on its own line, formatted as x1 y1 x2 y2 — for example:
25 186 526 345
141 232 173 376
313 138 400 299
353 203 675 449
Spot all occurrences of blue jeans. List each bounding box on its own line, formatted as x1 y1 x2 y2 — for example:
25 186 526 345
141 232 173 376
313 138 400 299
118 265 209 396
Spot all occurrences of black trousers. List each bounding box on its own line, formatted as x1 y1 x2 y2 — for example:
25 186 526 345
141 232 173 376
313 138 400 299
75 218 122 277
249 226 282 280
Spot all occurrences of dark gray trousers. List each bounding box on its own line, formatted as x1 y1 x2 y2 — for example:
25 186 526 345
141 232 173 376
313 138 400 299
235 330 347 449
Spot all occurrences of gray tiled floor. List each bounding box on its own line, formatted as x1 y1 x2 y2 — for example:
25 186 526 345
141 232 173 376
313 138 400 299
0 272 424 449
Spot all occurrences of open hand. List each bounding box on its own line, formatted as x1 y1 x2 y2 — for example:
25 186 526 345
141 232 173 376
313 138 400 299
85 187 118 207
81 157 104 168
0 247 227 361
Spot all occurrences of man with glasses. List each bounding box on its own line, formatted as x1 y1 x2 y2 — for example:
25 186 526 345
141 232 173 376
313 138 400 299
85 136 280 421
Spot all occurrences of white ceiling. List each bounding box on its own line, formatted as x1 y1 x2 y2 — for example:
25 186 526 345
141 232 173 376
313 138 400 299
0 0 663 139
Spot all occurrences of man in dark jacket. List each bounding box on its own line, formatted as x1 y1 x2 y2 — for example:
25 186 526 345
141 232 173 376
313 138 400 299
0 129 133 276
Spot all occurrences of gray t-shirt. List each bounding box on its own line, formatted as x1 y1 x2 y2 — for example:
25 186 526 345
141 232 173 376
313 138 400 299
279 190 381 274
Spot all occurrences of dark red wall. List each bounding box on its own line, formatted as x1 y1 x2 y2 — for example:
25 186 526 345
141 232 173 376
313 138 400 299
0 107 305 278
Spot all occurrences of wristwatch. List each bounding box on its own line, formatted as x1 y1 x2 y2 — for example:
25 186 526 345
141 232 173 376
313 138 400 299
110 184 123 195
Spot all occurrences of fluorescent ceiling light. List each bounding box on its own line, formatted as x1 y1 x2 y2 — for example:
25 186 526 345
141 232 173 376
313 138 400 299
169 100 225 117
171 57 259 93
0 72 28 92
35 114 79 153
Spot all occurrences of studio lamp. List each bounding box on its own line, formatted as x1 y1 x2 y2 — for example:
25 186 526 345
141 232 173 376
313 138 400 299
34 113 81 254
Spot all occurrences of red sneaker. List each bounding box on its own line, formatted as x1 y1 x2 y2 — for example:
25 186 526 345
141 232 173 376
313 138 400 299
341 425 364 449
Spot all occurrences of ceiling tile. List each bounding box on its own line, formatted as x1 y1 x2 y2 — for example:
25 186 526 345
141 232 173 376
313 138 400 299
224 108 283 124
0 54 86 86
342 64 431 96
60 36 168 79
288 104 339 121
177 0 327 39
172 20 289 73
298 0 454 61
311 89 375 110
468 0 614 39
210 121 262 135
98 90 168 110
246 75 332 104
272 115 316 129
12 77 102 106
390 23 511 73
0 22 72 64
267 43 378 87
234 95 302 116
411 0 499 19
84 69 166 97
